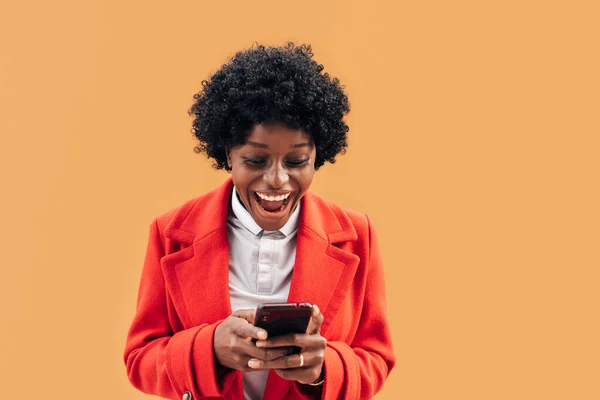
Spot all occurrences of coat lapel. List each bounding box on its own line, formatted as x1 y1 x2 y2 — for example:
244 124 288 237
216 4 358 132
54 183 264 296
160 179 234 328
286 227 360 335
287 190 360 335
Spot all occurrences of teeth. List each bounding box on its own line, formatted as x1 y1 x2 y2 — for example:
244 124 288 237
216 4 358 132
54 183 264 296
256 192 291 202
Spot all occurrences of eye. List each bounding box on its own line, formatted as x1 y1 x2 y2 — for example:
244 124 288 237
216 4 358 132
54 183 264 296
286 158 309 168
244 157 267 166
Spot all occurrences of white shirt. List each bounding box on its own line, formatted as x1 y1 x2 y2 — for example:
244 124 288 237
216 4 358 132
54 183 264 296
227 187 301 400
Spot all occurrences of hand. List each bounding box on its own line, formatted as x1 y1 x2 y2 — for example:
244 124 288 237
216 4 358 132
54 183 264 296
213 309 292 372
249 304 326 384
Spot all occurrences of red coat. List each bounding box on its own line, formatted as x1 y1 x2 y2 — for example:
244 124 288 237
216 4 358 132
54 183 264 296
124 178 395 400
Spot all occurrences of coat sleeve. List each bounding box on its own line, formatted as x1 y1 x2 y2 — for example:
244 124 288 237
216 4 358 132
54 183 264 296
293 214 396 400
123 218 234 400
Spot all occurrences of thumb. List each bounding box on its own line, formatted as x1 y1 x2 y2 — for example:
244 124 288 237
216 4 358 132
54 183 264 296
307 304 324 335
232 308 256 324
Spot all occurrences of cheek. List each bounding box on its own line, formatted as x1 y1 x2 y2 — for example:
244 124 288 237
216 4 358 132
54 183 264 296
231 164 258 185
292 168 315 192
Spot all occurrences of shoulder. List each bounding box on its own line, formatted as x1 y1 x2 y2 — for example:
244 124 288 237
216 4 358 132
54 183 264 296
153 195 203 234
152 179 233 239
341 205 371 237
307 191 373 240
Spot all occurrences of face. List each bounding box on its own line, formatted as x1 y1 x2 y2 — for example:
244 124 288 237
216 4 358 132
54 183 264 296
226 122 317 231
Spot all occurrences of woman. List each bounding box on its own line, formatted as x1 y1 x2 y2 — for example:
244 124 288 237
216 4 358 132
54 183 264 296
124 43 395 400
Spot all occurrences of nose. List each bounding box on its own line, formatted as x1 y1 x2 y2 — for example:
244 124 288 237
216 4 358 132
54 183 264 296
264 161 289 188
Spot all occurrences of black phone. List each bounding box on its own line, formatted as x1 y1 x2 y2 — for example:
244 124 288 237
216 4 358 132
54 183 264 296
253 302 313 354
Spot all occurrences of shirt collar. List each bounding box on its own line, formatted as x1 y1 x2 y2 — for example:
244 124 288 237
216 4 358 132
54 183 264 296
231 187 301 237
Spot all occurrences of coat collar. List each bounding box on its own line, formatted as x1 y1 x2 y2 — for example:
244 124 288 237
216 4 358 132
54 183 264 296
163 178 357 246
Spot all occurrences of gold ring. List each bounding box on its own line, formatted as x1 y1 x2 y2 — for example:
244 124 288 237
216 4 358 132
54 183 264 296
299 354 304 367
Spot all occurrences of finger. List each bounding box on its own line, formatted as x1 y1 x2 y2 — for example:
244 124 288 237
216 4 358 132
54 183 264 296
248 351 319 370
306 304 324 335
274 366 317 382
256 333 326 350
232 318 267 340
244 344 293 361
247 352 302 370
232 309 257 324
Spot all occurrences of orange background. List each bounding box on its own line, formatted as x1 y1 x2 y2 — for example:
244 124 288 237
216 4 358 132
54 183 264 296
1 1 599 399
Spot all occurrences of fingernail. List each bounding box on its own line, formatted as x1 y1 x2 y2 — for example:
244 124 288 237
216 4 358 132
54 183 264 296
313 304 320 314
256 340 265 347
257 330 267 340
248 359 260 368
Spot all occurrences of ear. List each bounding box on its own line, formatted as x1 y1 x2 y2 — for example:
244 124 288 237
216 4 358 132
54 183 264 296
225 146 232 169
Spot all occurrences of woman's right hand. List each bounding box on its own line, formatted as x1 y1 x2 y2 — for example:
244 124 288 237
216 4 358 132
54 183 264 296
213 309 292 372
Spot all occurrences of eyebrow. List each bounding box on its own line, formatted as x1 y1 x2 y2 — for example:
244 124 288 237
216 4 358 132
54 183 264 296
291 142 312 148
246 141 313 149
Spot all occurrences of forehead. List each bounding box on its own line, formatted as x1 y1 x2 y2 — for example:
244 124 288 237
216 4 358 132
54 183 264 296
245 123 313 145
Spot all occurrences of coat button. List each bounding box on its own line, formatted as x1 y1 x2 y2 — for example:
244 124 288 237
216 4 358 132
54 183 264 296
182 391 192 400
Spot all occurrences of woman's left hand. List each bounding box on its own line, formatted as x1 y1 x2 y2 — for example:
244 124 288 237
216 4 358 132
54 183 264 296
249 304 326 384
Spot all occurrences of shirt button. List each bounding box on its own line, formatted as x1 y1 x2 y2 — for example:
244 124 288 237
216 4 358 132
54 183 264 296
182 391 192 400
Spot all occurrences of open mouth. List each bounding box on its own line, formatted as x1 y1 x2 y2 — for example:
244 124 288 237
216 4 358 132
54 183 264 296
253 191 292 214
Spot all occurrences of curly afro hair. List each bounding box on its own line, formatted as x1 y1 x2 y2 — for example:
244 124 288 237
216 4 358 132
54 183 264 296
189 42 350 171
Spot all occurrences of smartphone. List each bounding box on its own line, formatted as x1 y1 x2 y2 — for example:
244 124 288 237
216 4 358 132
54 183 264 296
253 302 313 354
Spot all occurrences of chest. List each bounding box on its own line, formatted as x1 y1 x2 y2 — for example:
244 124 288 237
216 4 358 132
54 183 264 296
228 228 297 312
